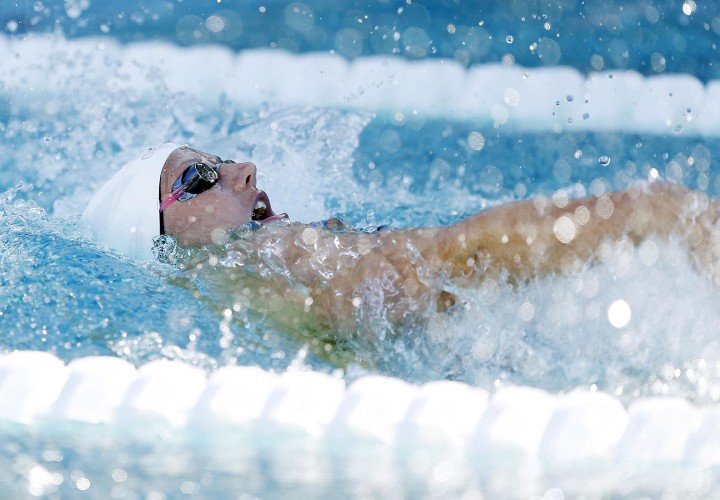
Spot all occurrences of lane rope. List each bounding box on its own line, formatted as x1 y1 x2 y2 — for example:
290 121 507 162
3 34 718 136
1 350 715 464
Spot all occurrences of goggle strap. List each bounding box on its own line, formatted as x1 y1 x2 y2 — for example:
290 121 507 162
159 184 187 212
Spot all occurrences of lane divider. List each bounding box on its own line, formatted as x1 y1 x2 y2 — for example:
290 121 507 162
4 34 720 136
0 350 713 464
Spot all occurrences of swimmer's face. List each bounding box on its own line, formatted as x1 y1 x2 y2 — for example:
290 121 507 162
160 147 283 247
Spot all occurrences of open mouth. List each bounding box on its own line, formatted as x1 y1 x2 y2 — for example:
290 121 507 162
251 191 283 222
251 192 272 221
251 191 289 224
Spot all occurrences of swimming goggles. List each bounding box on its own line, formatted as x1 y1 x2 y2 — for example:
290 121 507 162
159 160 230 212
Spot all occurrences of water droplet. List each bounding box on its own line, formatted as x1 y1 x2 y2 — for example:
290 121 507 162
598 156 611 166
582 113 590 120
683 1 697 16
608 300 631 328
518 302 535 321
566 95 574 102
505 35 514 43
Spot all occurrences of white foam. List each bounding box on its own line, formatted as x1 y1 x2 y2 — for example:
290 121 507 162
3 33 720 136
423 237 720 404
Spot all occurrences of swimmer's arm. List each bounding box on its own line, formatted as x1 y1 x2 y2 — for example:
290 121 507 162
243 183 717 328
411 182 717 283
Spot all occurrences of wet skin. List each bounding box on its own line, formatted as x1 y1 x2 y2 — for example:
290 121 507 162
160 147 720 333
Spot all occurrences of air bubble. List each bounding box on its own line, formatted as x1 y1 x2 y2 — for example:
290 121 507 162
284 3 315 33
598 156 611 166
506 35 514 43
206 15 225 33
536 37 562 65
467 131 485 151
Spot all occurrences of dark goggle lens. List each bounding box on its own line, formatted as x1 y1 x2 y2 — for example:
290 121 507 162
173 162 220 200
184 162 218 193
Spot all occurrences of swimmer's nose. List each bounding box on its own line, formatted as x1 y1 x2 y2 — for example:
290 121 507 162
223 161 257 190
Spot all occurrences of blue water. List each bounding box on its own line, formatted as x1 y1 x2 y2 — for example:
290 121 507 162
3 0 720 497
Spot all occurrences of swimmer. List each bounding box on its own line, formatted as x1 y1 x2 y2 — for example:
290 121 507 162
83 143 720 337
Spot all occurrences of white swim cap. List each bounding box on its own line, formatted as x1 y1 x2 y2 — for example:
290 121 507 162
82 142 180 260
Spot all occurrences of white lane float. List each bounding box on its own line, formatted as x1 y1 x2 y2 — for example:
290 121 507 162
4 34 720 136
0 349 717 466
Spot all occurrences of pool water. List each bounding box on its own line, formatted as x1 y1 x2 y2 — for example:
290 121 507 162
3 0 720 497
